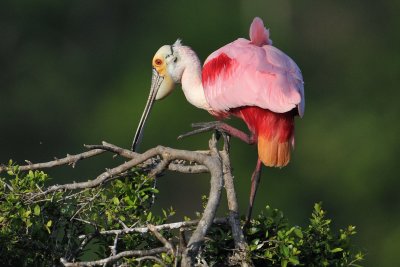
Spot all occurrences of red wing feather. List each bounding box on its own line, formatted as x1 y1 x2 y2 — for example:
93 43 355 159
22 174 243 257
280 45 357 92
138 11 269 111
202 53 236 86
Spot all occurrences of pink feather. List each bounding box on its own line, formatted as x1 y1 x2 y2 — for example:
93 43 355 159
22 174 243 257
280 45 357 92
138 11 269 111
202 34 305 117
201 16 304 167
250 17 272 46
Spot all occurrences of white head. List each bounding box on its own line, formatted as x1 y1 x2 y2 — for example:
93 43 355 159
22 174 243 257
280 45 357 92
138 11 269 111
152 39 186 99
131 40 187 151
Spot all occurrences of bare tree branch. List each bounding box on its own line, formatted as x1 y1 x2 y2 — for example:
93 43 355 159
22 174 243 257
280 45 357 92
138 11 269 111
220 133 253 267
0 149 105 173
167 163 208 174
182 134 224 267
78 217 227 238
148 224 175 254
1 136 252 266
110 233 119 257
148 158 171 177
26 144 215 200
1 141 207 177
60 247 169 267
135 256 167 267
84 141 138 159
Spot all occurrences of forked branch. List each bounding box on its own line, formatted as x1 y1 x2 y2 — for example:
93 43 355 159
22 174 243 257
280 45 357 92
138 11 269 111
2 136 251 266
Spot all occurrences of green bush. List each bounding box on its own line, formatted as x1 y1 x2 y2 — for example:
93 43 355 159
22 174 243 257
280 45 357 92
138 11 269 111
0 163 174 266
204 203 363 266
0 163 363 266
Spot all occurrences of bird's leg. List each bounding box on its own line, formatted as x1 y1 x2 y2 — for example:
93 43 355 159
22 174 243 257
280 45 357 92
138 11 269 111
245 158 263 226
178 121 256 145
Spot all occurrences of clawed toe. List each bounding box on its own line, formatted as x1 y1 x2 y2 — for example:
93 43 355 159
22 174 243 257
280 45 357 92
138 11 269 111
178 121 253 145
177 125 216 140
191 121 222 128
178 121 223 140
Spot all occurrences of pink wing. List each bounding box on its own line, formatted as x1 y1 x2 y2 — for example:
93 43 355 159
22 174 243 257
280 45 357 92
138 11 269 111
202 38 305 117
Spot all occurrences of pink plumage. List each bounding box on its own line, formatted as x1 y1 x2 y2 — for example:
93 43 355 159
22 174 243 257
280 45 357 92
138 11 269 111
202 17 304 167
134 17 305 221
249 17 273 46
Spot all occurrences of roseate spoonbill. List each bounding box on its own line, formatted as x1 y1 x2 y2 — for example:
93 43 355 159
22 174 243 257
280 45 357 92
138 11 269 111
132 17 305 221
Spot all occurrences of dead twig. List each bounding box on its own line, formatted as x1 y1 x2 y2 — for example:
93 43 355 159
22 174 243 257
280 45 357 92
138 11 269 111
148 224 175 254
60 247 169 267
27 144 212 200
135 256 167 267
0 149 105 173
78 217 228 238
70 189 103 221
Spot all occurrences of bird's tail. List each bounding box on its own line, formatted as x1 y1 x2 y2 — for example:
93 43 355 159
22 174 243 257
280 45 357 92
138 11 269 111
232 107 295 167
258 134 291 167
257 110 295 167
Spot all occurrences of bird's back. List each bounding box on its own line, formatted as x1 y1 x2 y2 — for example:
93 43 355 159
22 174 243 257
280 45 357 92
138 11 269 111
202 38 304 117
201 17 305 167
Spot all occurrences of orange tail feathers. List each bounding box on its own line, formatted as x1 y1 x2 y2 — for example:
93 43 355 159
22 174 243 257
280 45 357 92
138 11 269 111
258 135 291 167
257 110 295 167
231 106 296 168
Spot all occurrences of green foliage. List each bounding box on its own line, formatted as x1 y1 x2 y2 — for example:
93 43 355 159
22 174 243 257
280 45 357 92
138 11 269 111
0 163 363 266
204 203 364 266
0 163 174 266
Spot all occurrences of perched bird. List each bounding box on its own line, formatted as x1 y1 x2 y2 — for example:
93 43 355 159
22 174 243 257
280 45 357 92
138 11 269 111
132 17 305 220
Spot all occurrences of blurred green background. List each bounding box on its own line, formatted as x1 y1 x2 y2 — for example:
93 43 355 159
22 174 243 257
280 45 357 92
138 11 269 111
1 1 399 265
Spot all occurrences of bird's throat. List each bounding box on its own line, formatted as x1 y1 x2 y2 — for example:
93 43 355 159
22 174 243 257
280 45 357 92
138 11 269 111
181 65 212 111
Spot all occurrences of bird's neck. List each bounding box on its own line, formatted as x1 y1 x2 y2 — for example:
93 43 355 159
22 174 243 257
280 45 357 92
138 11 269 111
179 47 211 111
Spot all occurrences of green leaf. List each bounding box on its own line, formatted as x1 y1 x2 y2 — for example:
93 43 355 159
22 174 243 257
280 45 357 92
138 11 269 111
248 227 259 235
123 196 134 206
161 252 173 263
286 227 295 235
112 197 120 205
264 250 273 259
26 219 32 228
44 220 53 233
24 209 31 218
288 256 300 265
331 247 343 253
280 245 290 257
293 228 303 238
146 212 153 221
34 205 40 216
314 202 321 212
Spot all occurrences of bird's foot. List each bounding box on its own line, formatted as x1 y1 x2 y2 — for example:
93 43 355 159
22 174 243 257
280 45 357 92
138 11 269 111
178 121 226 140
178 121 255 145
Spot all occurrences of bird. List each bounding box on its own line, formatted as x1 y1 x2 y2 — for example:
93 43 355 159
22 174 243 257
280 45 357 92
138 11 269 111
132 17 305 221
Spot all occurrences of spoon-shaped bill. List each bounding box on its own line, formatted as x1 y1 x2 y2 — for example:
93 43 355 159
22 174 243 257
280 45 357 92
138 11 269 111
131 69 164 151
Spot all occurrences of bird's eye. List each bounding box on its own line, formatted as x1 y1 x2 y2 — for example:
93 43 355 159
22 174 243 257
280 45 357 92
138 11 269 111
173 57 178 63
155 59 163 65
